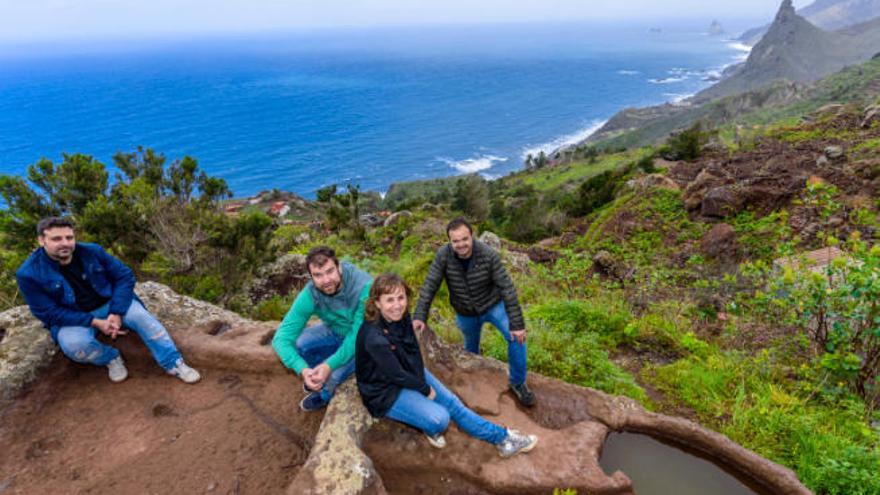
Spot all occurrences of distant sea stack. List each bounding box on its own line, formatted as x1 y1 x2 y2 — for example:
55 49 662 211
693 0 880 102
708 20 725 35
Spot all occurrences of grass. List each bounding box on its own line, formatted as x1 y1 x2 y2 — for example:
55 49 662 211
649 349 880 495
513 149 642 192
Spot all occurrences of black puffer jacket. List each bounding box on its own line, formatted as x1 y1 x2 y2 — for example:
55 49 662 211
413 240 525 330
355 314 430 418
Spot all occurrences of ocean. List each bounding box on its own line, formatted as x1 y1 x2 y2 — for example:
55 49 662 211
0 21 753 198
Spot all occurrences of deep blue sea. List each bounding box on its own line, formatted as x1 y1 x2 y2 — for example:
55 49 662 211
0 21 753 198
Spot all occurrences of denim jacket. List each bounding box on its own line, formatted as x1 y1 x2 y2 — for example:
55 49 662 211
16 243 137 333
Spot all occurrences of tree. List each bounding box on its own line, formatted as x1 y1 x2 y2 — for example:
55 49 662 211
320 183 366 241
453 175 489 222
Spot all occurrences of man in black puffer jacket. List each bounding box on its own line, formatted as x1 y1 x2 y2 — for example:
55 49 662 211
413 218 535 407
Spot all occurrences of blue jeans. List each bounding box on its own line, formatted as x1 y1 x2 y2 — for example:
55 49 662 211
455 301 528 385
52 300 182 370
295 323 356 402
385 369 507 445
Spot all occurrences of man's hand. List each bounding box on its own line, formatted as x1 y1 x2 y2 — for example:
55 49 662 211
302 363 331 391
413 319 426 332
510 329 527 344
428 386 436 400
92 318 113 335
107 314 123 336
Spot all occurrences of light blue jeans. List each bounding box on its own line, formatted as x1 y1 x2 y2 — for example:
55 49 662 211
385 369 507 445
52 300 182 370
455 300 528 385
295 323 356 402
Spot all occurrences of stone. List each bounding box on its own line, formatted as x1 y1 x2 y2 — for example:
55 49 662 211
592 250 629 280
359 214 384 228
0 282 812 495
526 246 560 264
624 173 680 193
246 254 309 303
701 186 744 218
478 231 501 251
824 145 845 161
700 223 739 261
383 210 412 227
503 251 530 273
816 155 829 167
861 104 880 128
0 306 56 410
559 232 578 247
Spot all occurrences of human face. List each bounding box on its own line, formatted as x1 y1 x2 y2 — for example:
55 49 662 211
309 259 342 295
375 287 408 322
38 227 76 265
448 225 473 259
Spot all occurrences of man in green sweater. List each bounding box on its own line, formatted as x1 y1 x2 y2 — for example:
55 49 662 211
272 246 372 411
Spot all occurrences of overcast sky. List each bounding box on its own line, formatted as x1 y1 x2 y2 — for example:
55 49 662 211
0 1 806 43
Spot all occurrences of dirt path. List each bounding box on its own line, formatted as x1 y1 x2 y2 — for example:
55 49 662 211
0 354 317 495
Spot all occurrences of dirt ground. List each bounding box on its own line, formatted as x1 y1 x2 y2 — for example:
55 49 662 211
0 351 319 495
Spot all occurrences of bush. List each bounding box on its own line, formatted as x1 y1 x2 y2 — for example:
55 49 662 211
658 122 709 162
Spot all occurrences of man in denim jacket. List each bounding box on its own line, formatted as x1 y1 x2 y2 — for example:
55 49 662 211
16 217 200 384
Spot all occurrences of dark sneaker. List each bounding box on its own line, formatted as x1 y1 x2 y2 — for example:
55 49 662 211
302 382 311 394
509 382 536 407
424 432 447 449
496 429 538 458
299 391 329 411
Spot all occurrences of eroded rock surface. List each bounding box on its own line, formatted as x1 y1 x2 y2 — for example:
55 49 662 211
0 282 811 495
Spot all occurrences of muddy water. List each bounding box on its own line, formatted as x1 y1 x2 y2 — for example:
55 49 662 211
600 432 767 495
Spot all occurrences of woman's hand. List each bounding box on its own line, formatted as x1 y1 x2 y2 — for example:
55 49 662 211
428 387 436 400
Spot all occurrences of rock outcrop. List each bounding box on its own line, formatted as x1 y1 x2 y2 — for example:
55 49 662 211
0 282 811 495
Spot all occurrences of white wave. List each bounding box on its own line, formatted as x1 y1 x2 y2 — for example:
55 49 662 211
726 41 752 53
440 154 508 174
520 119 608 160
663 92 695 104
649 76 687 84
617 69 640 75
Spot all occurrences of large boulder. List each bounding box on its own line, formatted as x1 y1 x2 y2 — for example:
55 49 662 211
246 254 310 303
701 185 745 218
478 231 502 251
0 306 55 409
383 210 413 227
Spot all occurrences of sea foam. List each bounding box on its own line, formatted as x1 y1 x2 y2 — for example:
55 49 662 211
520 119 607 161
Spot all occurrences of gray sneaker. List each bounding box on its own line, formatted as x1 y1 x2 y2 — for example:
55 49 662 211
496 429 538 458
167 359 201 384
424 432 447 449
107 356 128 383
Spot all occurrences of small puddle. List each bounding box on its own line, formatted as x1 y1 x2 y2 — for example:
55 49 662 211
600 432 769 495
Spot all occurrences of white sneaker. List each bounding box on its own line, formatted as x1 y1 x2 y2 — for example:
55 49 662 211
496 429 538 458
167 359 201 384
107 356 128 383
424 432 447 449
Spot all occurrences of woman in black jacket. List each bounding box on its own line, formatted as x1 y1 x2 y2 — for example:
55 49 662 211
355 272 537 457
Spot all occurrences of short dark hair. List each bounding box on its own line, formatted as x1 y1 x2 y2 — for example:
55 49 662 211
446 217 473 236
37 217 76 236
305 246 339 274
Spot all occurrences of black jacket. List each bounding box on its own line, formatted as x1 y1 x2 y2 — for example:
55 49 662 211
413 240 525 330
355 314 430 418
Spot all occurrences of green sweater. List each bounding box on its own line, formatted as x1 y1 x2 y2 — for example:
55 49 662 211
272 262 372 373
